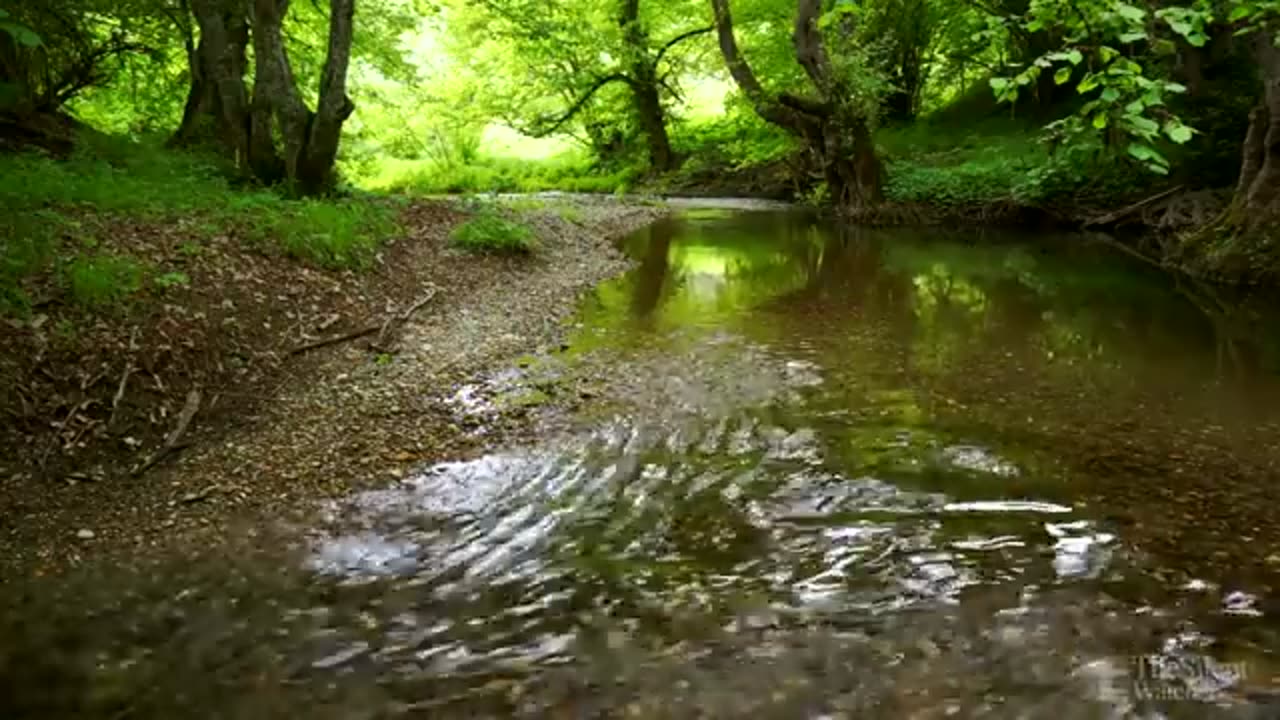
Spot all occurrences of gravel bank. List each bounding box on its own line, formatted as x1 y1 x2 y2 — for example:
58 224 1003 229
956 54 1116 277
1 198 665 577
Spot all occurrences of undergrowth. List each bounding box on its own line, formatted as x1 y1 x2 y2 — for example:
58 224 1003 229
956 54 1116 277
0 136 400 316
878 118 1155 208
354 153 642 196
449 211 537 254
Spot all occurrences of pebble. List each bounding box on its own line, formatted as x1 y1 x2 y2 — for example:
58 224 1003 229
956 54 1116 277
75 529 95 540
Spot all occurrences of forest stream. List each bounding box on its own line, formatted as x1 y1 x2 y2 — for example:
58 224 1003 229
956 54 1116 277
9 206 1280 718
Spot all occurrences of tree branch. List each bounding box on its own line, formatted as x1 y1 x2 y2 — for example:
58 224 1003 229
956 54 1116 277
779 92 831 117
709 0 805 131
792 0 831 92
526 73 635 137
652 26 714 70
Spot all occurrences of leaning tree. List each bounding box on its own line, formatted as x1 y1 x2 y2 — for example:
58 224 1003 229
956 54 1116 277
709 0 884 213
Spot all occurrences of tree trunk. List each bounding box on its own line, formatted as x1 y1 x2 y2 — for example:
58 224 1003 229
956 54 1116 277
170 0 354 193
299 0 356 192
1241 34 1280 223
249 0 310 185
1237 104 1266 202
710 0 884 212
246 0 356 193
180 0 252 165
630 65 675 171
792 0 883 211
619 0 675 172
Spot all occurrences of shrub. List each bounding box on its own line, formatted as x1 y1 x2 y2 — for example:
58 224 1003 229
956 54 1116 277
449 212 537 254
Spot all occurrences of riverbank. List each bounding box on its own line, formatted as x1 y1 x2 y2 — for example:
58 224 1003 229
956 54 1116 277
0 196 665 577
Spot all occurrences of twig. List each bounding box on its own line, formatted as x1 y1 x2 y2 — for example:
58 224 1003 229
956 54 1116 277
133 388 201 477
39 399 91 469
290 289 438 356
1087 232 1168 272
288 324 381 356
375 289 438 348
108 328 139 430
1083 185 1184 228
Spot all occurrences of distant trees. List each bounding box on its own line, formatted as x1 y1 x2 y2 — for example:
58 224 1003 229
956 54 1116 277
444 0 711 172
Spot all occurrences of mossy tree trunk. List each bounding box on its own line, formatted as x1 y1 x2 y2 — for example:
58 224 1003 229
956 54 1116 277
174 0 355 195
709 0 882 214
1235 34 1280 228
620 0 675 172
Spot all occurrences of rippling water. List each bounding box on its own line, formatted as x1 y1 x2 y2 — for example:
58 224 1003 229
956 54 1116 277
10 210 1280 718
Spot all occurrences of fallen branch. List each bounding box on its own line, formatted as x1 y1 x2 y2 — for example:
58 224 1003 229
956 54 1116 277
40 398 91 468
108 328 139 430
288 324 381 356
133 387 201 477
375 289 438 349
290 288 438 356
1086 232 1168 272
1083 185 1184 229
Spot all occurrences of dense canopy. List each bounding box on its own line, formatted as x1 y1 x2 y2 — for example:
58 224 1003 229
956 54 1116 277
0 0 1277 258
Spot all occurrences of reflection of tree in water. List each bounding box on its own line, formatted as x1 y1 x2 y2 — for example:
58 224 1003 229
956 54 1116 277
631 220 673 320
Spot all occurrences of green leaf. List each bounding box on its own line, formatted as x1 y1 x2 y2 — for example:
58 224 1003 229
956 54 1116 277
0 20 40 47
1165 121 1193 144
1078 74 1100 93
1055 67 1071 85
1128 115 1160 135
1127 143 1157 161
1125 100 1145 114
989 77 1010 91
1128 143 1170 173
1119 31 1147 42
1229 5 1252 21
1116 3 1146 22
1066 49 1083 65
1101 87 1120 102
1093 112 1109 129
1098 46 1120 63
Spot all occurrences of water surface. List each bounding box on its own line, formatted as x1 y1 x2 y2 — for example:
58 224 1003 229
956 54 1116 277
14 210 1280 718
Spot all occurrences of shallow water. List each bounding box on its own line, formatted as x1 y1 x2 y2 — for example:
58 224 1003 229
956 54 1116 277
11 210 1280 718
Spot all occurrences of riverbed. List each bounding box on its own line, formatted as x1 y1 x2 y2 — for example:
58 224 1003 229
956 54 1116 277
6 207 1280 718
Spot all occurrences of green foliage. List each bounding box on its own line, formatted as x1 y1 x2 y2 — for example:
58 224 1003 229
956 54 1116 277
359 152 643 196
0 9 41 47
882 124 1046 205
0 136 403 317
449 212 538 254
881 118 1153 207
673 103 798 171
0 211 60 314
64 253 144 308
153 271 191 289
241 197 398 269
0 139 232 214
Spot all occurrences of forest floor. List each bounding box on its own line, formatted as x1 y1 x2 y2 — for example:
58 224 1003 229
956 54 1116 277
0 197 665 578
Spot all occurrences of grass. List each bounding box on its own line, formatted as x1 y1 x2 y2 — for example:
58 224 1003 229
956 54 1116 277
877 116 1158 208
351 152 643 196
449 212 538 254
0 135 401 316
878 119 1050 206
64 253 145 308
